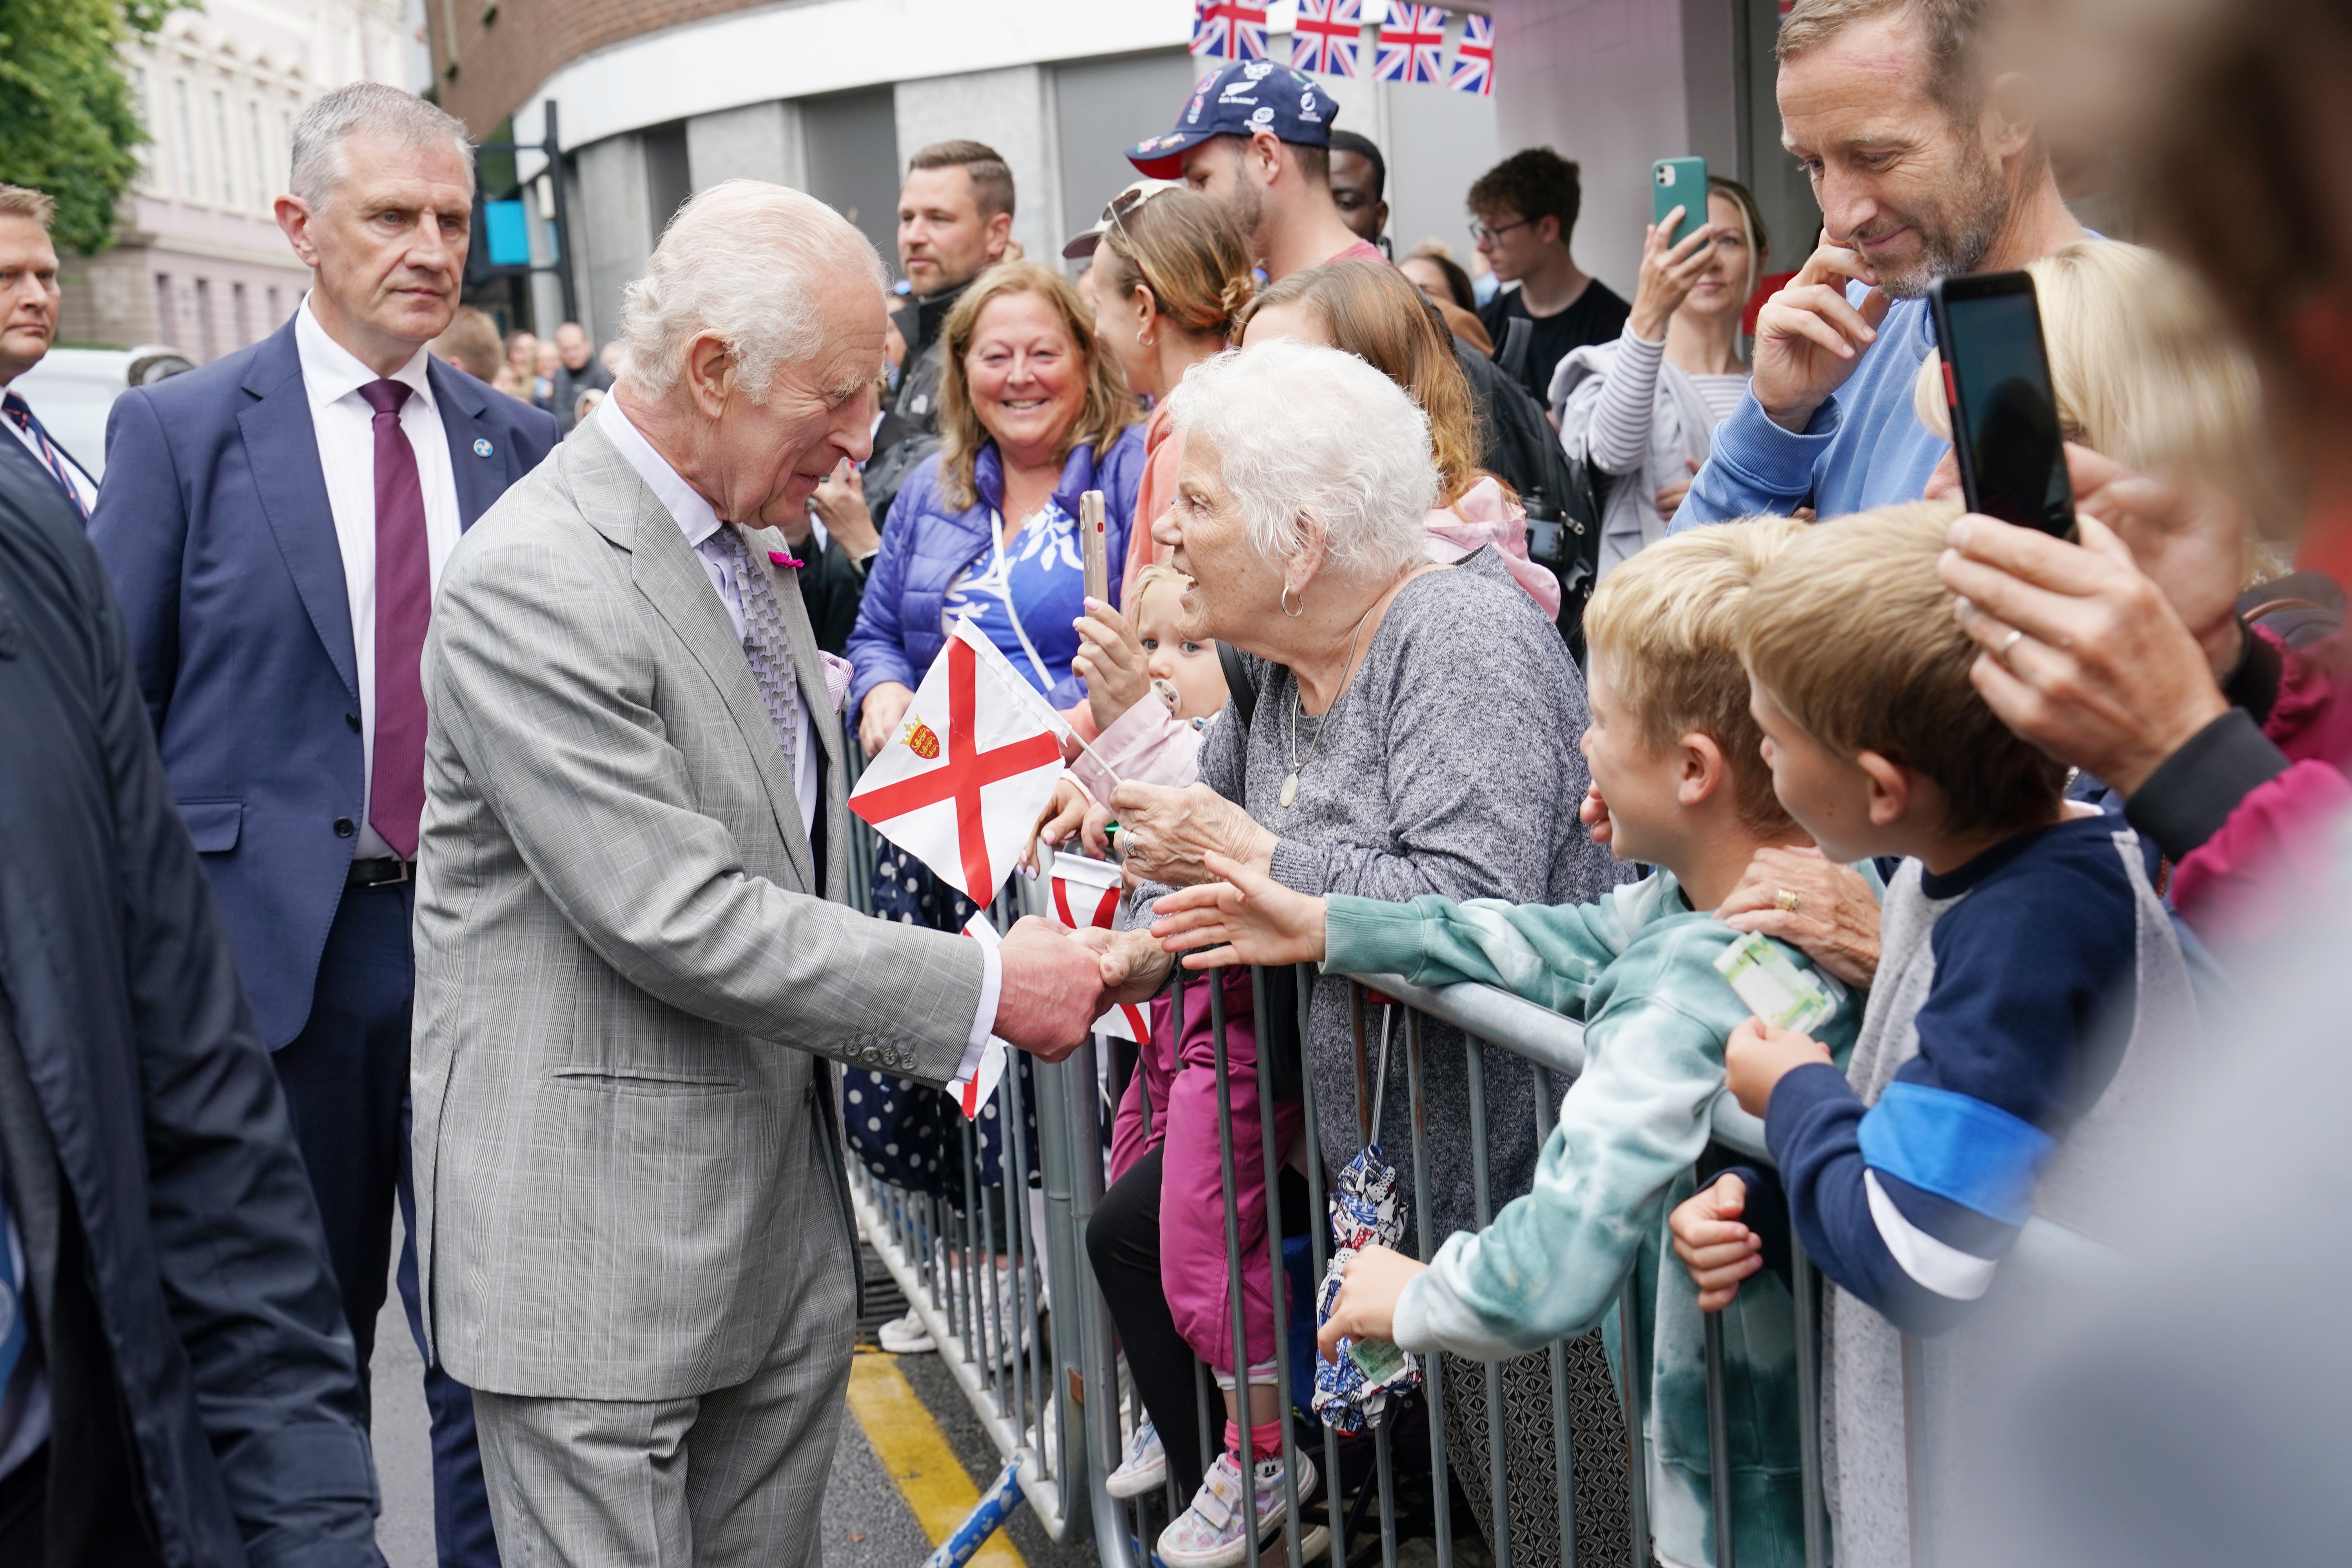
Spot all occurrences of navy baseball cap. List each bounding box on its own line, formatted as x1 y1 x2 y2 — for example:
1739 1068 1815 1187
1126 60 1336 180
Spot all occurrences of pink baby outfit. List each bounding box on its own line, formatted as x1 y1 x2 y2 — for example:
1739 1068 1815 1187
1426 476 1561 620
1110 968 1302 1378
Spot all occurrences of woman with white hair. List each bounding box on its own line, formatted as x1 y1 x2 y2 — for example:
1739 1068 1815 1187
1085 339 1624 1567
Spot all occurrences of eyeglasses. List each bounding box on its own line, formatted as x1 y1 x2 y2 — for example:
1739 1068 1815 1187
1468 216 1531 247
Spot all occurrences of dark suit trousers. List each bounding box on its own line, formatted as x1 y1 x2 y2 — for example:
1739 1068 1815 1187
272 880 499 1568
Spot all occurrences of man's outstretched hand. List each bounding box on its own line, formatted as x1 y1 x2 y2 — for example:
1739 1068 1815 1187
991 916 1107 1061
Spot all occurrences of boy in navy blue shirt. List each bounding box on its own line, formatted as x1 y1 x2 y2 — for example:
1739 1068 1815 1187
1668 498 2188 1567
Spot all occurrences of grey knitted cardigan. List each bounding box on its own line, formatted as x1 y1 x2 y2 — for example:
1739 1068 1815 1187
1151 547 1622 1241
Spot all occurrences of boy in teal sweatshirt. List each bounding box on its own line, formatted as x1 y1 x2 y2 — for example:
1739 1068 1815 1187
1149 519 1864 1568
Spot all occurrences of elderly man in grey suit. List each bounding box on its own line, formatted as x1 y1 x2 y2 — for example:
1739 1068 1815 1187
411 180 1106 1564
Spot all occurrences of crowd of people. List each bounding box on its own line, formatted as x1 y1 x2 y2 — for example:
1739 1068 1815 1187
0 0 2345 1562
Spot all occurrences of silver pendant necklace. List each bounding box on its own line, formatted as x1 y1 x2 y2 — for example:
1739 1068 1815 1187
1282 595 1379 809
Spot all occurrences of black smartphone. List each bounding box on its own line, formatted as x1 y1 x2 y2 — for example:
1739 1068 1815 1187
1927 271 2077 539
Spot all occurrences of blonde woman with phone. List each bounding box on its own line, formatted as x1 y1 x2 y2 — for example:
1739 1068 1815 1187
1554 175 1769 576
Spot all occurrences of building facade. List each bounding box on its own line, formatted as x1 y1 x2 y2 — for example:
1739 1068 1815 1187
424 1 1532 347
421 0 1818 352
57 0 412 359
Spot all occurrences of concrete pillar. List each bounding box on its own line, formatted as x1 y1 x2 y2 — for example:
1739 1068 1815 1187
687 100 808 193
573 132 655 352
891 65 1063 273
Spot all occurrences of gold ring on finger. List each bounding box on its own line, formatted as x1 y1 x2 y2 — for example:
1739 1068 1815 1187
1773 887 1802 913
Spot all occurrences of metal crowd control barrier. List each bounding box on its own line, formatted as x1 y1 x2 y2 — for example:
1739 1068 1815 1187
833 809 2098 1568
842 873 1090 1545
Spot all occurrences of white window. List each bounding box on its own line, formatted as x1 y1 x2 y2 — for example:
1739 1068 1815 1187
129 66 154 189
213 89 235 207
172 79 199 198
248 100 269 207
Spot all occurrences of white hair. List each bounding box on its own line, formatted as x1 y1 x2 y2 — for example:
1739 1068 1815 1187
1166 339 1436 581
288 82 473 209
619 180 889 404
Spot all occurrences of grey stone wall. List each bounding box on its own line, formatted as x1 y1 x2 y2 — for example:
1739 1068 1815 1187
891 65 1062 270
687 100 806 192
574 132 656 351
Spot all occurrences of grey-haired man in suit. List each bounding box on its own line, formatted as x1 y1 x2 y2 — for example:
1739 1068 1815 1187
410 180 1106 1564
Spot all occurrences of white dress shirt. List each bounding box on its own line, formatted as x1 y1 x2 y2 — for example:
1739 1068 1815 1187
296 297 463 861
595 396 1001 1068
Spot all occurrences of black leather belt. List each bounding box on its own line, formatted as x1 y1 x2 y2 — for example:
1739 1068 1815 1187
347 856 414 888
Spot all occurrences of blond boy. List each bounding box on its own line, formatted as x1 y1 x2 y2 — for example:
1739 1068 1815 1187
1670 498 2189 1568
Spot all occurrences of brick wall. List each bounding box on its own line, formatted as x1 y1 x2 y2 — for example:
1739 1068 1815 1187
425 0 777 136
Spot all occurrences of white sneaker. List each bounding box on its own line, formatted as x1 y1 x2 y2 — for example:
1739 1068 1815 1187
1157 1447 1317 1568
981 1261 1035 1364
876 1308 935 1354
1105 1419 1167 1499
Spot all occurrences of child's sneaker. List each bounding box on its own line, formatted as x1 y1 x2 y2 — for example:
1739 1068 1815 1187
1156 1446 1316 1568
1105 1419 1166 1499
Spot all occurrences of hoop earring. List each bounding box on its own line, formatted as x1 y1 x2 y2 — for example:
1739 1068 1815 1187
1281 586 1305 618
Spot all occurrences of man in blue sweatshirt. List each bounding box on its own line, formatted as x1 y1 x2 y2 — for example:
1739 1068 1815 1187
1671 0 2091 528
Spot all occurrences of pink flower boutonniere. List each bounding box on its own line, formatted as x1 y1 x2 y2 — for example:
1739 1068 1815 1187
768 549 804 570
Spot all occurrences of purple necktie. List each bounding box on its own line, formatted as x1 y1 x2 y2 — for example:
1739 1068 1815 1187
360 379 430 859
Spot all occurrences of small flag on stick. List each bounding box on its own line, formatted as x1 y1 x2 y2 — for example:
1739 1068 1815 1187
850 617 1069 907
1047 848 1151 1047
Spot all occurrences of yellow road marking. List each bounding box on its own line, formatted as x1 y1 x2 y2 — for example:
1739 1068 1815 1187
846 1352 1027 1568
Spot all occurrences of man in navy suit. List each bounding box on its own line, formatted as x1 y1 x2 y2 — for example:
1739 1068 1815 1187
88 81 557 1568
0 185 100 517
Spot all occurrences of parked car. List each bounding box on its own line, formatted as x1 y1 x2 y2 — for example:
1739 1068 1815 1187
12 345 195 481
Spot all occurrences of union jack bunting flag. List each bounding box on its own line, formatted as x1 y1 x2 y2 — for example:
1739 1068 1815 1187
1448 12 1494 94
1289 0 1363 77
1374 3 1450 84
1191 0 1270 60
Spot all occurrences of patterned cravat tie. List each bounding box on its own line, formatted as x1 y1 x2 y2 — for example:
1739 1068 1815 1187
2 391 89 519
716 526 800 777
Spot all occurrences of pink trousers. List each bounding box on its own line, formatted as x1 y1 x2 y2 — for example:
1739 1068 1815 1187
1110 968 1303 1377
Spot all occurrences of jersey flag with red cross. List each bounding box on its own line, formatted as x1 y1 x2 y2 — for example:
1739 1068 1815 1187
849 616 1070 907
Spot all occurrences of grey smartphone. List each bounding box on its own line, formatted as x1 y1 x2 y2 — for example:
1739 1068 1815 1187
1651 157 1708 247
1927 271 2078 539
1079 489 1109 604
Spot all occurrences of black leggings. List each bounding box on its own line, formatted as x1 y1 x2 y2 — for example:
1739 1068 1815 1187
1087 1143 1312 1501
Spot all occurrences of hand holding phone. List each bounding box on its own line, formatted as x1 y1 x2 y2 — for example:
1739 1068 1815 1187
1928 271 2077 539
1651 158 1707 247
1080 490 1109 605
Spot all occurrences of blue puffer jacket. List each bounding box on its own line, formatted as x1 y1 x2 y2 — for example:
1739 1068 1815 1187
849 426 1147 717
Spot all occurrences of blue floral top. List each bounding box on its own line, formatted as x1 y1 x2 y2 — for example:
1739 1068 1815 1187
941 496 1087 695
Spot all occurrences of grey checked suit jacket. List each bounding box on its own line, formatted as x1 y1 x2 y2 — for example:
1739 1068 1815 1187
411 417 982 1401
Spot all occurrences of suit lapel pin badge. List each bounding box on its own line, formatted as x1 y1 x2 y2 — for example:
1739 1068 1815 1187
472 437 494 457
